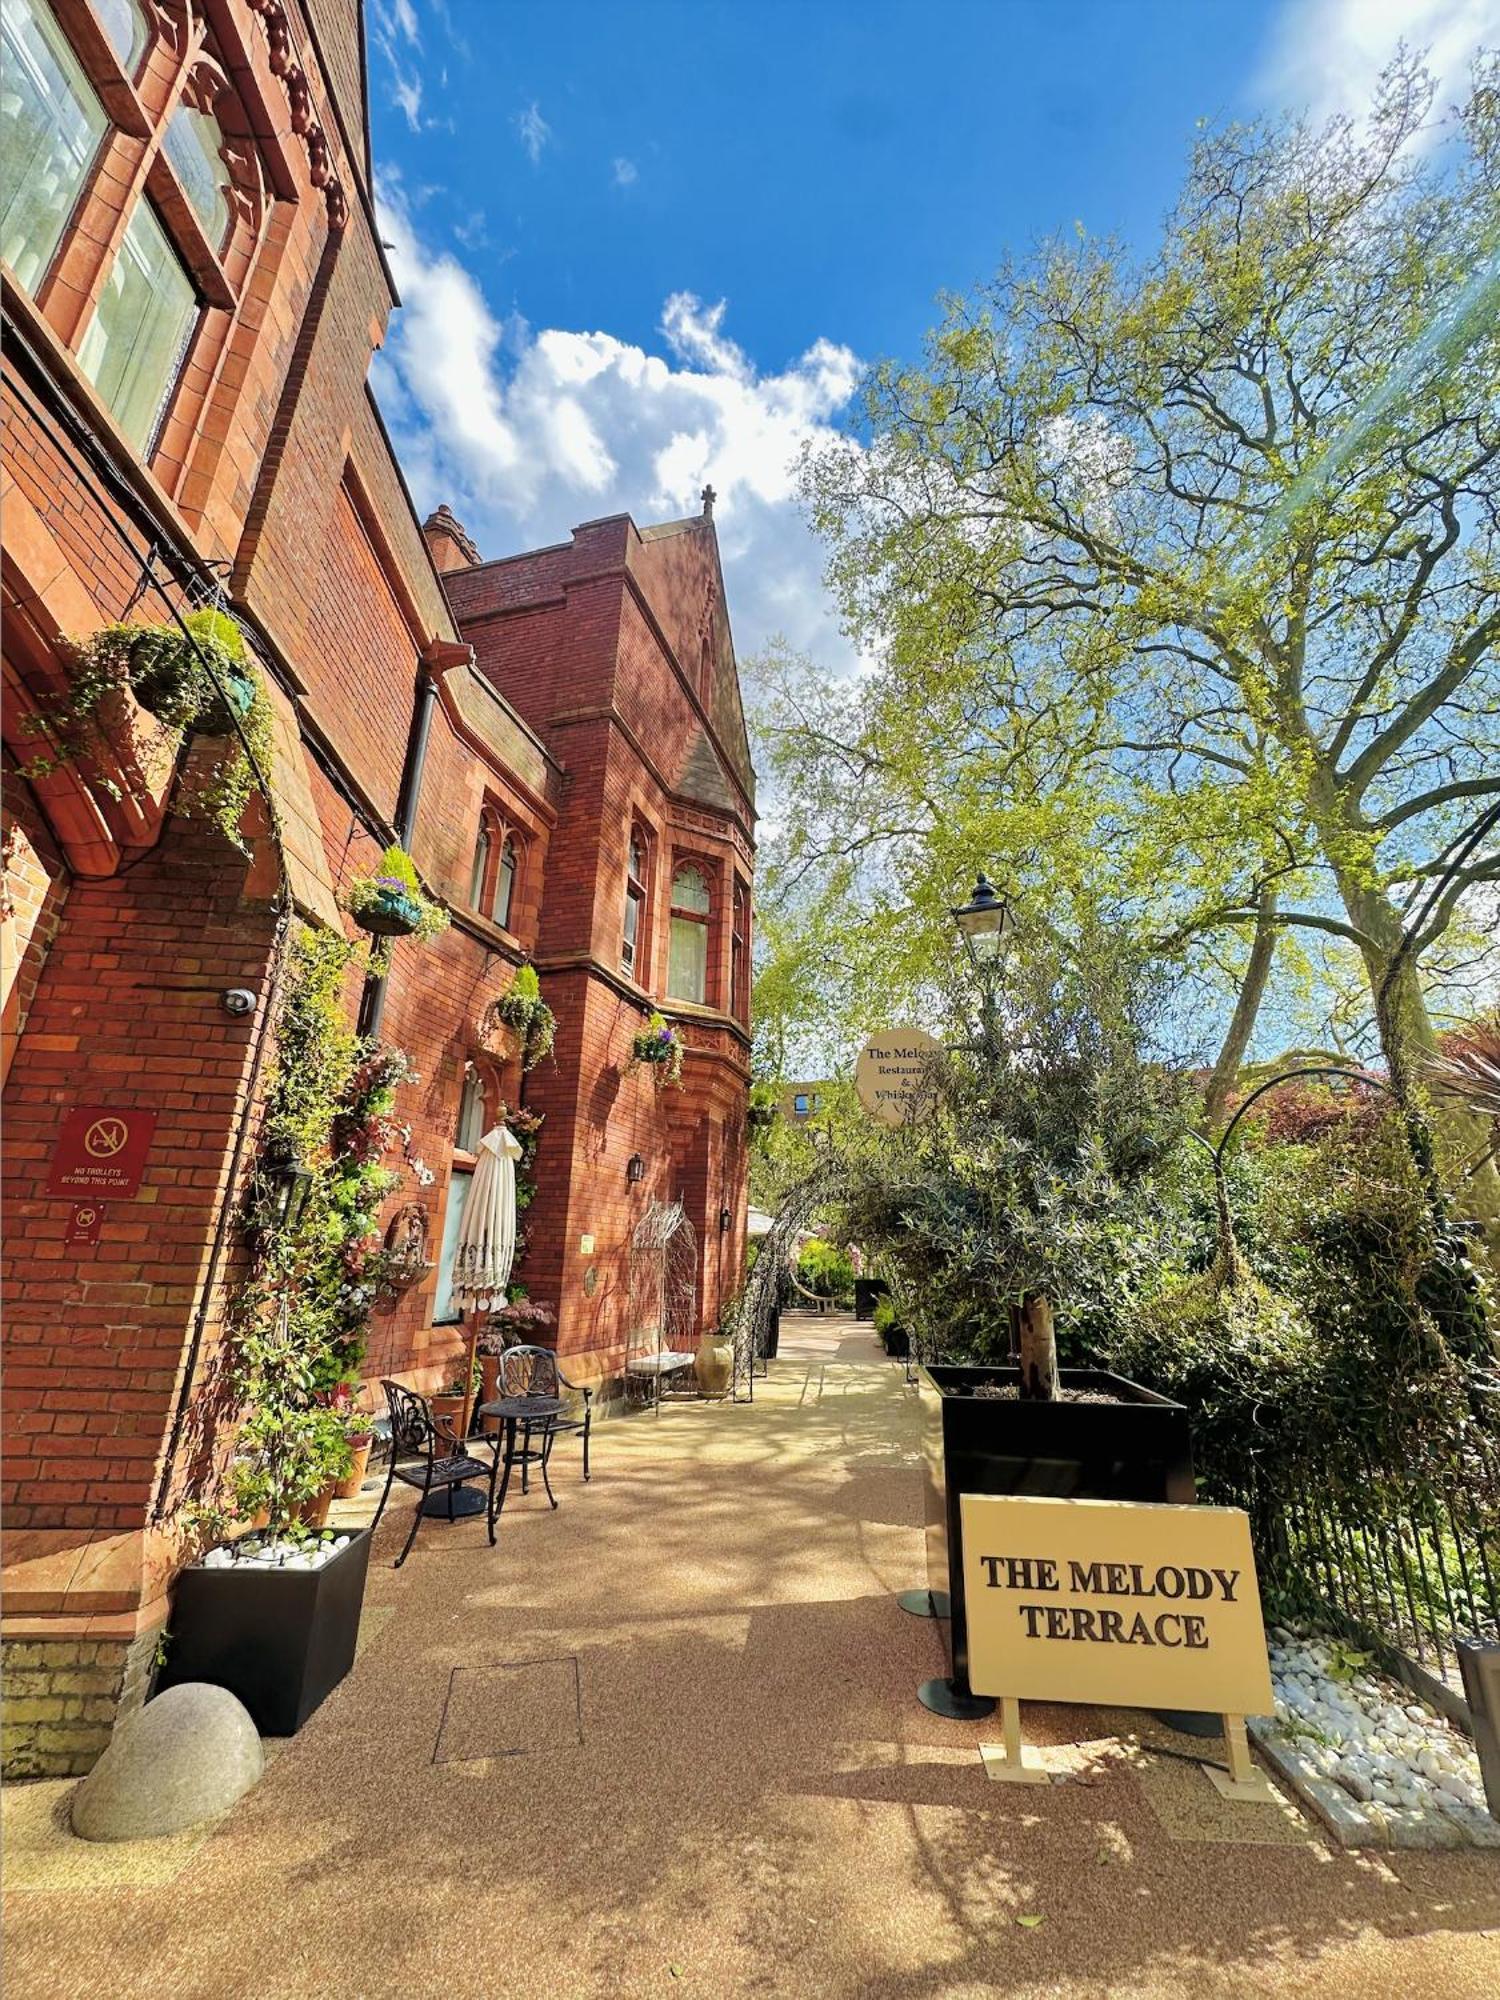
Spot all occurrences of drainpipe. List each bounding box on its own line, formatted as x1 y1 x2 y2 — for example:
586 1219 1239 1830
357 660 439 1039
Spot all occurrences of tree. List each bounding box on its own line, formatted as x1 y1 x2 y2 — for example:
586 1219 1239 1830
797 53 1500 1211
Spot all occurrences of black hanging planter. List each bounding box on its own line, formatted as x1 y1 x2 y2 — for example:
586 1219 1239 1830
157 1528 374 1735
917 1364 1196 1706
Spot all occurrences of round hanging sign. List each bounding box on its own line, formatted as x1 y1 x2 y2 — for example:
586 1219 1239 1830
854 1027 944 1127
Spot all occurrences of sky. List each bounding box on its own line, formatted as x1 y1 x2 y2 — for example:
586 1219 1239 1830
367 0 1497 679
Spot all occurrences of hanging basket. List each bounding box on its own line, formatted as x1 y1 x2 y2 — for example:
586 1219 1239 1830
475 1002 522 1063
125 622 257 736
354 887 426 938
185 664 258 738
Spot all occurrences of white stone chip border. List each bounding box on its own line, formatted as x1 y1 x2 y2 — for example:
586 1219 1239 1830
1250 1627 1500 1850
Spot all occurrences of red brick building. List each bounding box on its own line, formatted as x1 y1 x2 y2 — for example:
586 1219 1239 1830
1 0 752 1776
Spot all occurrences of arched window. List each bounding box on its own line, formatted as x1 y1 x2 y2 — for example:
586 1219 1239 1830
667 863 712 1005
492 836 517 930
94 0 151 76
455 1065 486 1152
163 94 233 252
622 830 647 976
730 880 749 1023
469 822 491 908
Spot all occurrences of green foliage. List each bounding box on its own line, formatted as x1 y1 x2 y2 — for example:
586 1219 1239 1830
834 927 1191 1362
630 1011 684 1086
755 53 1500 1211
345 844 449 946
220 928 419 1542
795 1237 855 1304
24 609 274 851
495 962 556 1068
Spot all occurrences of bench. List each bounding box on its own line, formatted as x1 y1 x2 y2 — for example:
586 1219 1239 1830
624 1343 696 1413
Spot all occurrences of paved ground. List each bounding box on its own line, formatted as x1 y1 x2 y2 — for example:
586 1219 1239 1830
5 1315 1499 1999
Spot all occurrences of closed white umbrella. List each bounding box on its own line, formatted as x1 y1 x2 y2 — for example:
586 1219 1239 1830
451 1124 523 1437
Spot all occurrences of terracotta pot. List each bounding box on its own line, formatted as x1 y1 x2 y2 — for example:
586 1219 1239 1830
694 1333 733 1398
430 1392 467 1445
333 1434 374 1500
298 1481 336 1529
478 1354 502 1431
476 1008 522 1064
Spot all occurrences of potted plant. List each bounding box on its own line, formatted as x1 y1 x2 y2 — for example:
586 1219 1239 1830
839 928 1199 1707
630 1011 684 1087
493 963 556 1069
123 609 259 734
160 1311 371 1735
346 845 449 942
23 608 274 850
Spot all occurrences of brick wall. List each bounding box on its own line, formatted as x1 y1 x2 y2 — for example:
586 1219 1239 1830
2 777 71 1085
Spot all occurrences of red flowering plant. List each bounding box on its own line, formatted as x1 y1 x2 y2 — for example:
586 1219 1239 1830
476 1297 557 1356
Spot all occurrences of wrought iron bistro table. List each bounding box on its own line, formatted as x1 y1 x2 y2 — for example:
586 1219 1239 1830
477 1393 564 1531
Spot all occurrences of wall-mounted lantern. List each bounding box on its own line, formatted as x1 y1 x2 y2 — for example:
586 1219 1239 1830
626 1153 646 1184
265 1141 313 1233
719 1205 732 1233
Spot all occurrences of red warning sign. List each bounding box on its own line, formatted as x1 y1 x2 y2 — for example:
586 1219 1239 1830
46 1108 158 1201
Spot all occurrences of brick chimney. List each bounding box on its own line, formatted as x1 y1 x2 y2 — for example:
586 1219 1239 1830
422 505 481 572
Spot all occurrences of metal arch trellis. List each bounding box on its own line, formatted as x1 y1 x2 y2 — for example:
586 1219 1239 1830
730 1162 848 1402
627 1197 698 1379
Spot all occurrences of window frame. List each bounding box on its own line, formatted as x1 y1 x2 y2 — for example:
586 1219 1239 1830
1 0 273 479
468 803 523 934
622 823 651 980
666 857 716 1008
730 877 749 1024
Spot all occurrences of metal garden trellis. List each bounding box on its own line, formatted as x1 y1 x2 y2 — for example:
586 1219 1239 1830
626 1198 699 1411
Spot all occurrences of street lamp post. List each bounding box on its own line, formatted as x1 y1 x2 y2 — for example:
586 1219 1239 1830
949 871 1012 1047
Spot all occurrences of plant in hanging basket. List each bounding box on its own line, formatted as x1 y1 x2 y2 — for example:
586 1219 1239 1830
23 608 274 850
630 1011 684 1087
494 963 556 1069
346 845 449 942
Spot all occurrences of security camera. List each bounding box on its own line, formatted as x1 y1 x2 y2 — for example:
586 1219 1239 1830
221 988 257 1017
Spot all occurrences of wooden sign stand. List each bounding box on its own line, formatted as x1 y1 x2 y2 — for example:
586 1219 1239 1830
982 1702 1276 1802
1203 1714 1275 1802
979 1697 1050 1785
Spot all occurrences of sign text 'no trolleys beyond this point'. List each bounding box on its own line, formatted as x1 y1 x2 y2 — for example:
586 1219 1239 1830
46 1107 159 1201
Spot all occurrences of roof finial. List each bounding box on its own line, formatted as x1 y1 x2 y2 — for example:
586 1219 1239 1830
701 483 716 519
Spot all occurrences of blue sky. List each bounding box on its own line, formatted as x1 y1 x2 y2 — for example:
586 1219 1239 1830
368 0 1494 673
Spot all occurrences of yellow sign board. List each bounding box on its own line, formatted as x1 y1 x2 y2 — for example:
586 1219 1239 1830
960 1494 1274 1715
854 1027 943 1126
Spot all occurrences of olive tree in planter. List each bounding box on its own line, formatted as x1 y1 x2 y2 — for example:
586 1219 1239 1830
837 927 1198 1710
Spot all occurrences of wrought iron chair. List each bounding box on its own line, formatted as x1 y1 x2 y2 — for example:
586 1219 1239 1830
370 1380 502 1568
498 1343 593 1485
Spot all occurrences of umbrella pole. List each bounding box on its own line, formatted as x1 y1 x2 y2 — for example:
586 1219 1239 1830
460 1307 482 1441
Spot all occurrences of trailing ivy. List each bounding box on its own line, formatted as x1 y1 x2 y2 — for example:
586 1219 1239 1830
218 927 420 1541
24 609 275 852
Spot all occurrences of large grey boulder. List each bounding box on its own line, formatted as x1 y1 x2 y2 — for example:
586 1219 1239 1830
71 1682 263 1841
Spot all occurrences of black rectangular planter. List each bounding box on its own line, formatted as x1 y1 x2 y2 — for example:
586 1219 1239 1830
157 1528 373 1735
918 1365 1195 1695
854 1278 890 1322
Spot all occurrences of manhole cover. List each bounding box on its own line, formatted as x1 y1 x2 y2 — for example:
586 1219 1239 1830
433 1656 582 1763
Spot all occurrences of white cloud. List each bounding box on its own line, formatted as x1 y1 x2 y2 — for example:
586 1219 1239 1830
613 156 639 187
1258 0 1493 131
514 101 552 165
372 181 864 675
